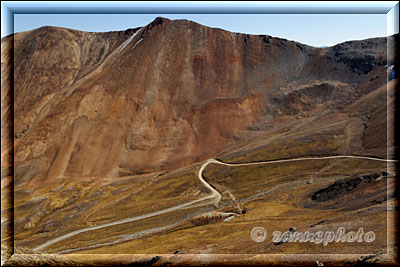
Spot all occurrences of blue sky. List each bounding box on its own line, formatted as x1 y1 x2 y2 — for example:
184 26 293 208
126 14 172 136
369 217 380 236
14 14 387 47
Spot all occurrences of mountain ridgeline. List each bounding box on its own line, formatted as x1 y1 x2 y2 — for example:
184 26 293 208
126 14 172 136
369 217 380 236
1 17 393 186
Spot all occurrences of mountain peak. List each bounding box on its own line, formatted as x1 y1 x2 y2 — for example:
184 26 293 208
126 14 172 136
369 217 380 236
149 17 170 28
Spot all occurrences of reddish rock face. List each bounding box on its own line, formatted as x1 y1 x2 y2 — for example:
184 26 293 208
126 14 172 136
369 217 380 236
1 17 389 185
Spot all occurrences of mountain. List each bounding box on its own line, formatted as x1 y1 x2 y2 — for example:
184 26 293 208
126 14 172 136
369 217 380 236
2 17 390 185
1 17 397 263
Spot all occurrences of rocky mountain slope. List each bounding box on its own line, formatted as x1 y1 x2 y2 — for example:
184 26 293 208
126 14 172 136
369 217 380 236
2 17 390 187
1 17 397 265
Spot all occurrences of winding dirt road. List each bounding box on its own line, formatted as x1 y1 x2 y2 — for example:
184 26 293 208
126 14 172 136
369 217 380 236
33 194 214 251
33 155 395 252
